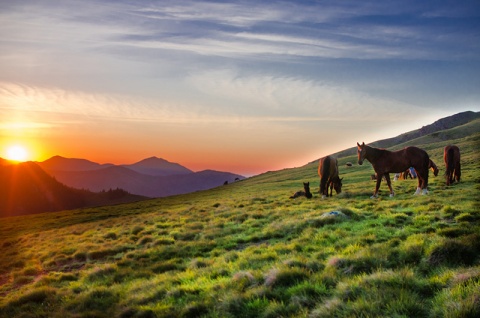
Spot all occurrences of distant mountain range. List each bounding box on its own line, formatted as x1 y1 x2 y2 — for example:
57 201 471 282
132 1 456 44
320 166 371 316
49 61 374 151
2 110 478 217
1 156 244 217
36 156 244 198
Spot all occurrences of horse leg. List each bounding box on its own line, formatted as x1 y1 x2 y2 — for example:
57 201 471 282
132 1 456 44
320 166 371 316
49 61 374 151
455 161 461 182
423 167 429 194
320 178 327 198
371 173 382 198
384 173 394 197
329 180 333 197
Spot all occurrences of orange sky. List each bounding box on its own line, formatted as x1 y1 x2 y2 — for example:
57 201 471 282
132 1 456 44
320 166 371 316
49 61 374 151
1 1 479 176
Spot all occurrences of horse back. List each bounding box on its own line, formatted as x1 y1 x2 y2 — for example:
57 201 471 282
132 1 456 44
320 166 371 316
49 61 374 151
318 156 338 178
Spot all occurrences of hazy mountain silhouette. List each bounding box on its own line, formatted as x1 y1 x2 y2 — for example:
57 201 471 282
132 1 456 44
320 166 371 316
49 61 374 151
38 157 244 198
122 156 193 176
0 161 145 217
38 155 114 171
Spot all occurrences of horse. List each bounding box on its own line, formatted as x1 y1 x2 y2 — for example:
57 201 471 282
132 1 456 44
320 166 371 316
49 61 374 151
444 145 461 185
357 142 430 198
429 159 439 177
318 156 343 198
290 182 313 199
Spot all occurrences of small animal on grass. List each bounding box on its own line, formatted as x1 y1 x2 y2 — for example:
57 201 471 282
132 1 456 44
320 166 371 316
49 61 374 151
429 159 439 177
357 142 430 198
318 155 343 198
444 145 461 185
290 182 313 199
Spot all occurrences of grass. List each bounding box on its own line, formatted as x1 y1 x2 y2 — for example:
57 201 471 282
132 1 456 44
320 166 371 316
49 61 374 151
0 128 479 317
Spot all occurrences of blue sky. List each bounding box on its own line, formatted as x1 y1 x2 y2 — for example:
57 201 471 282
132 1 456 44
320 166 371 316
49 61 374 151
1 0 479 175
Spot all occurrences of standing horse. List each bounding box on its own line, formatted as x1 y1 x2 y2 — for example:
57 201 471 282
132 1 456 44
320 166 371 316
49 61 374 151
357 142 430 198
318 156 343 198
444 145 461 185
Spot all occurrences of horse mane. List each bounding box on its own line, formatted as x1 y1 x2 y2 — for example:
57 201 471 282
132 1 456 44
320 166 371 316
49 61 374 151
366 144 389 159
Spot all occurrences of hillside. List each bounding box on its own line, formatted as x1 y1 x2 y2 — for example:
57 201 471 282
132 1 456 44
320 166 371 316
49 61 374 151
0 161 146 217
0 113 479 317
331 110 480 158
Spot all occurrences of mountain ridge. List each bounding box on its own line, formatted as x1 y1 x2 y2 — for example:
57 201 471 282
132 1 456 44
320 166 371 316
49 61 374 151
329 110 480 159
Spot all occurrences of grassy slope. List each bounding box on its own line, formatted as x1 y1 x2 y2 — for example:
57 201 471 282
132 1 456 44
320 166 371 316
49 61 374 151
1 120 479 318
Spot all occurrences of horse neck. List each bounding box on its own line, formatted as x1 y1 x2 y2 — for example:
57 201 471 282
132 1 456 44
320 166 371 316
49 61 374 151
365 145 384 162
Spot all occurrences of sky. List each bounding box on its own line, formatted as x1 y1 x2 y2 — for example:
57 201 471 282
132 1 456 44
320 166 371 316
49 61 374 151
0 0 479 176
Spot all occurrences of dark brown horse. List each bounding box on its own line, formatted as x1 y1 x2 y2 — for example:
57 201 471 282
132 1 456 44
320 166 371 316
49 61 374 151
444 145 461 185
290 182 313 199
357 142 430 198
318 156 342 198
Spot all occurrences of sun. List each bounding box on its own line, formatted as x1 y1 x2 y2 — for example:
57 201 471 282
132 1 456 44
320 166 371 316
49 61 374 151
6 145 29 162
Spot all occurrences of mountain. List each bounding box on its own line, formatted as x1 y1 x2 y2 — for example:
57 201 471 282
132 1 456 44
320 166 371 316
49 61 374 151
330 110 480 159
44 166 244 198
38 155 113 171
0 161 146 217
38 156 244 198
122 156 193 176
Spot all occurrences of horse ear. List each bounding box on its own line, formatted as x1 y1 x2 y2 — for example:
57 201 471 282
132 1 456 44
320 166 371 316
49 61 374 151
357 142 360 147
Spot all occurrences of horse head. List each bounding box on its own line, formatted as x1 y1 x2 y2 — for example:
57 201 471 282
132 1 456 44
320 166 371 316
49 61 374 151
357 142 366 165
333 177 343 194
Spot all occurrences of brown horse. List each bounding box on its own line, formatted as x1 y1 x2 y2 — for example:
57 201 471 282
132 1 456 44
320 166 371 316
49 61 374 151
318 156 342 198
444 145 461 185
357 142 430 198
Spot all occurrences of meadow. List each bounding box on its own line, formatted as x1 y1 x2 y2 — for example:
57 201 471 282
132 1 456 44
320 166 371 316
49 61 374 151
1 124 479 318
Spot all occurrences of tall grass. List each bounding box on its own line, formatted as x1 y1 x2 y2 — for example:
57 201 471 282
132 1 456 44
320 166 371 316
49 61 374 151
1 130 479 317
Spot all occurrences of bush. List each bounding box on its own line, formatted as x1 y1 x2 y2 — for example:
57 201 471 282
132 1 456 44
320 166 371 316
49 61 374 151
264 267 308 288
427 237 479 267
9 287 56 306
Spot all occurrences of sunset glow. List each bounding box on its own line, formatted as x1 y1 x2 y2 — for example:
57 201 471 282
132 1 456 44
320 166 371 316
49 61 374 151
0 1 479 176
5 145 29 162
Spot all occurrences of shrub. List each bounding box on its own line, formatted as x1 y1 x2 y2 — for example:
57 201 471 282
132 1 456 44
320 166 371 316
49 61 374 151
427 237 479 267
9 287 56 306
104 232 117 240
68 287 119 313
131 226 144 235
138 235 154 245
264 267 308 288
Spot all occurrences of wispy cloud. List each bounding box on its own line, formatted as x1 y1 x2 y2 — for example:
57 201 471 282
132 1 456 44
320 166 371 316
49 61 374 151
0 1 478 174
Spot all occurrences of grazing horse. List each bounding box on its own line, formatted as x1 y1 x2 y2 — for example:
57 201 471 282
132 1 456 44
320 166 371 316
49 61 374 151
318 156 343 198
357 142 430 198
444 145 461 185
429 159 439 177
290 182 313 199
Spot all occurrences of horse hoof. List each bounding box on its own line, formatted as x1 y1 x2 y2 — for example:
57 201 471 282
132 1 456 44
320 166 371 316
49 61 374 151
370 194 378 199
422 189 429 195
389 192 395 197
321 195 326 199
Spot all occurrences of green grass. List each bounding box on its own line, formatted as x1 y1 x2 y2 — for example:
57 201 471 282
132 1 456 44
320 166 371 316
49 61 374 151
1 130 479 317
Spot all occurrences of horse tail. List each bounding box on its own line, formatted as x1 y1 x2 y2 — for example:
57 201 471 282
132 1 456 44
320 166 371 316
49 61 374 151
446 147 455 177
454 147 461 182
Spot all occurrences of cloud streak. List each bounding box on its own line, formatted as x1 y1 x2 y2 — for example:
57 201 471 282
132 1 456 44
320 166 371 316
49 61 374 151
0 0 478 175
